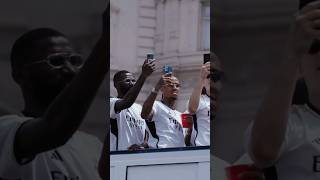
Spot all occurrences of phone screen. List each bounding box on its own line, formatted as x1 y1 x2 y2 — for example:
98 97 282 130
203 53 210 64
147 53 154 62
163 66 173 74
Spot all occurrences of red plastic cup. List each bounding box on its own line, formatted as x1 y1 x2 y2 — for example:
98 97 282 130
225 164 259 180
181 113 193 128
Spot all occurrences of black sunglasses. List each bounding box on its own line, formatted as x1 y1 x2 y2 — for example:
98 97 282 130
27 52 84 69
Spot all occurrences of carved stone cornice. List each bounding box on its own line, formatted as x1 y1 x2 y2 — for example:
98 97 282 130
212 1 297 35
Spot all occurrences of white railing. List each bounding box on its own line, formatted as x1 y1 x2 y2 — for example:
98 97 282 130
111 146 210 180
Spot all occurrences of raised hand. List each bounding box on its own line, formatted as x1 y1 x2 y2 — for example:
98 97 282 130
289 1 320 57
200 62 210 81
141 59 156 78
155 74 173 90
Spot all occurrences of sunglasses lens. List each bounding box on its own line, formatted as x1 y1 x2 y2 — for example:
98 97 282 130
46 54 83 68
48 55 65 67
69 55 83 67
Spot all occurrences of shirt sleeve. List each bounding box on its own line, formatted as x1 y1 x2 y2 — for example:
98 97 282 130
91 137 103 169
145 125 157 148
150 101 159 122
110 132 117 151
186 96 205 114
185 99 190 113
280 106 306 153
0 115 26 178
110 98 119 119
80 133 103 169
197 95 206 112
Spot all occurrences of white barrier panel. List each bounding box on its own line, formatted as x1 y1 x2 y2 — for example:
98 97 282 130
111 147 210 180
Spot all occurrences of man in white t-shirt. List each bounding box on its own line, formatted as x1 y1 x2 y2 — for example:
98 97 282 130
186 54 223 147
110 130 117 152
141 74 185 148
245 1 320 179
0 4 108 180
186 61 211 146
110 63 155 151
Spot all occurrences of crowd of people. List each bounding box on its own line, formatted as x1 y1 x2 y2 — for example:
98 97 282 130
2 0 320 179
110 54 219 151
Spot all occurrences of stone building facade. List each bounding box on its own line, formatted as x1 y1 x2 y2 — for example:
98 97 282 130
110 0 210 112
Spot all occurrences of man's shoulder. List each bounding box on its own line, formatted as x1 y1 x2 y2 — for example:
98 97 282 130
199 94 209 104
71 131 102 147
201 94 210 103
0 114 23 120
153 100 161 107
0 114 30 126
201 94 209 99
131 102 143 110
109 97 119 105
290 104 312 119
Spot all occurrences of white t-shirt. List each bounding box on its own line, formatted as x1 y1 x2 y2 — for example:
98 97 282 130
189 95 210 146
0 115 102 180
212 155 229 180
245 104 320 180
149 101 185 148
110 97 146 151
110 132 117 152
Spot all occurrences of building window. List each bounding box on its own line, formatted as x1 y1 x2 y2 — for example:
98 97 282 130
200 1 210 51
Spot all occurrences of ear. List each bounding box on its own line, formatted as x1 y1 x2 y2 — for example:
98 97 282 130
160 86 165 92
114 82 120 91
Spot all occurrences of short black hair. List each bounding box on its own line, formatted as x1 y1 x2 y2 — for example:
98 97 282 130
11 28 66 82
113 70 130 86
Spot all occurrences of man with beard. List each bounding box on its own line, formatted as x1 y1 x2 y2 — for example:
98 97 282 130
141 73 185 148
110 61 155 151
0 4 108 180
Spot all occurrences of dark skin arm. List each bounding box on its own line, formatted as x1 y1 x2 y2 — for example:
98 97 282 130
14 6 109 161
114 59 155 113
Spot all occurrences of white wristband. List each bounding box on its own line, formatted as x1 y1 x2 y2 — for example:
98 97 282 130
151 88 159 94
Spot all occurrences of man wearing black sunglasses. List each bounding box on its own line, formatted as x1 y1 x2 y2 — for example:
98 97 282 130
0 3 108 180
